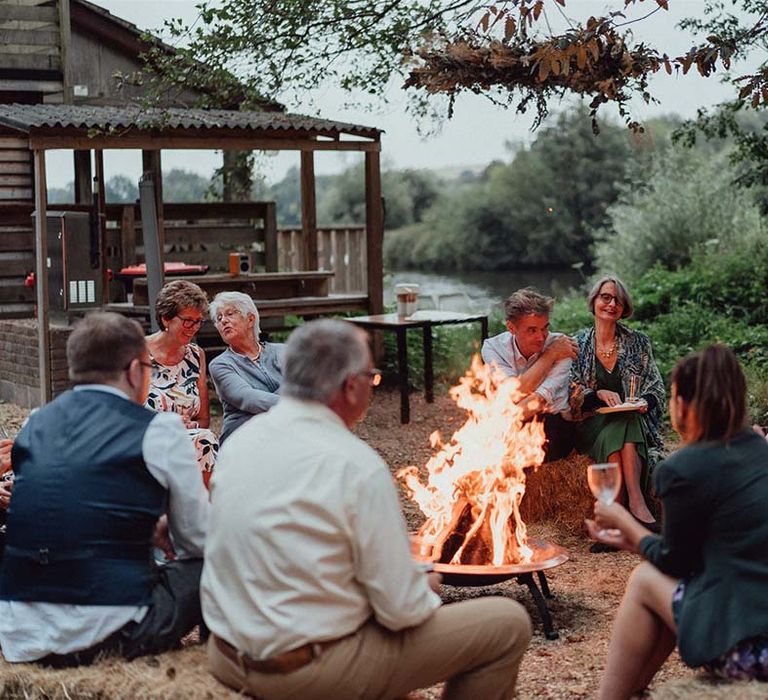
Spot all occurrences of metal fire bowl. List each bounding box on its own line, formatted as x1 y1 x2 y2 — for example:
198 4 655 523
423 538 569 587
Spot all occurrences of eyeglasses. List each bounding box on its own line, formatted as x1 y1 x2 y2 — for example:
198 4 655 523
598 293 624 307
177 315 204 329
124 359 153 371
214 308 242 325
360 369 382 387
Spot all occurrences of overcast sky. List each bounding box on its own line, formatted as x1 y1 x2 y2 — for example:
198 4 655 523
46 0 762 187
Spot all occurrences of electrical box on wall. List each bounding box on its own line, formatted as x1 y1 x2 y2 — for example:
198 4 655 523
46 211 102 318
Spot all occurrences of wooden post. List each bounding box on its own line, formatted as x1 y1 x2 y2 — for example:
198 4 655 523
222 150 252 201
94 150 108 304
120 204 136 267
58 0 72 103
33 149 51 405
141 149 165 260
365 150 384 314
73 150 91 203
300 150 318 271
263 201 278 272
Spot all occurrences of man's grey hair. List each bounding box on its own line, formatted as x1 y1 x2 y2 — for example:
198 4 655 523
67 312 147 385
209 291 261 342
503 287 554 322
282 319 370 404
587 275 634 319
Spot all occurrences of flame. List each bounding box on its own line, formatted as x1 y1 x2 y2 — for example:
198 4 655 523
398 355 546 566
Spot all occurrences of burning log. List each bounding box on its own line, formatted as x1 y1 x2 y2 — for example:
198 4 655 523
398 356 547 567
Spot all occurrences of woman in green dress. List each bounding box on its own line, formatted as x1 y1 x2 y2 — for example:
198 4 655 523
569 276 665 527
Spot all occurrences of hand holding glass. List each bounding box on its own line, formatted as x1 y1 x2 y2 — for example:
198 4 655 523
587 463 622 537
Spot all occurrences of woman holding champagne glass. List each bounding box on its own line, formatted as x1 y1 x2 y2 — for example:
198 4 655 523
588 344 768 698
145 280 218 485
570 276 665 528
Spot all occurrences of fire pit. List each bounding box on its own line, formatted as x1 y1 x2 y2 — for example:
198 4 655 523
399 357 570 640
412 536 568 639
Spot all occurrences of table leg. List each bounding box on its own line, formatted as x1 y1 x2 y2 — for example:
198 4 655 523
396 326 410 424
480 316 489 343
423 324 434 404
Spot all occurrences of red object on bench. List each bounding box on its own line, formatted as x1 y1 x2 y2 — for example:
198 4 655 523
118 263 210 278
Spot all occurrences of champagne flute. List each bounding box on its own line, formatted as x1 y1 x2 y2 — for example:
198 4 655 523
587 463 622 537
627 375 638 403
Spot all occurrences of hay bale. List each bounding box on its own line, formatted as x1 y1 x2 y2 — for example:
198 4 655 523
519 452 594 536
0 643 438 700
651 674 767 699
0 643 240 700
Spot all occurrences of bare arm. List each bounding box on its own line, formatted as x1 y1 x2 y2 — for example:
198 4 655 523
0 438 12 475
517 336 577 396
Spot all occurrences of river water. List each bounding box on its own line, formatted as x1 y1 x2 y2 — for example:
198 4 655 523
385 269 583 315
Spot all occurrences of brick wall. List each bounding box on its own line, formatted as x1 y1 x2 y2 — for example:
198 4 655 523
0 320 72 408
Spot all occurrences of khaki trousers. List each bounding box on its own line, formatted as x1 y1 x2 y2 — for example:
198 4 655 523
208 596 532 700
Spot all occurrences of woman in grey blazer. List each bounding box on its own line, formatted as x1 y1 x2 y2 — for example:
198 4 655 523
587 344 768 698
209 292 284 444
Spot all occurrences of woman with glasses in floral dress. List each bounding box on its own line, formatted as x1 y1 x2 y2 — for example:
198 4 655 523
146 280 218 486
569 276 665 531
208 292 285 445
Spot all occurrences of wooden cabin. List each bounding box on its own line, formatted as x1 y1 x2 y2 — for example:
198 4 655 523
0 1 385 406
0 103 385 404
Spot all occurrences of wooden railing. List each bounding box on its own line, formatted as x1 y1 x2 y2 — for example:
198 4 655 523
277 226 366 294
0 202 368 316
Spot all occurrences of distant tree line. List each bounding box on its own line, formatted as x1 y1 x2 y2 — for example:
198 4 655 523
47 103 766 276
47 169 213 205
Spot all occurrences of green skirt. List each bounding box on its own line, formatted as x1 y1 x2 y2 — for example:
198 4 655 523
576 412 650 490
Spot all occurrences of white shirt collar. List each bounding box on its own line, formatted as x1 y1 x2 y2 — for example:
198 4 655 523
276 396 348 430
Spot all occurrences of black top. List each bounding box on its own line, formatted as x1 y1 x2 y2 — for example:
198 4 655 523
640 429 768 666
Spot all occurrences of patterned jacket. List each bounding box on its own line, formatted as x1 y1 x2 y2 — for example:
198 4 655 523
569 323 666 468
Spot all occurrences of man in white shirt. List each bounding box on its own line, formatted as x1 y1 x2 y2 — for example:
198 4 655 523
482 287 578 461
202 319 532 700
0 312 208 666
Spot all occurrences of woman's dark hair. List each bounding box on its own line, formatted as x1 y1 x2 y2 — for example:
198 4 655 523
671 344 746 442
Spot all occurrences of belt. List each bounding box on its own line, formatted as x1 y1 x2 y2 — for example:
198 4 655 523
214 635 333 675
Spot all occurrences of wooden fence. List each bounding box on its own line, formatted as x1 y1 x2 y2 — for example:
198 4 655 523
277 226 366 294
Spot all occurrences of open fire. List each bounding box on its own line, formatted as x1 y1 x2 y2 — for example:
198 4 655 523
398 356 547 567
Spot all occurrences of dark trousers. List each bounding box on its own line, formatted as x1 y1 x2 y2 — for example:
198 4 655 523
38 558 205 668
540 413 575 462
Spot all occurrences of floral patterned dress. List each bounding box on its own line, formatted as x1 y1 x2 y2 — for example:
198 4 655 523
145 343 218 482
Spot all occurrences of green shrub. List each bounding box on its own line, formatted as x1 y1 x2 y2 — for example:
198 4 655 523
380 321 485 390
551 293 594 335
593 147 762 283
632 241 768 325
744 363 768 427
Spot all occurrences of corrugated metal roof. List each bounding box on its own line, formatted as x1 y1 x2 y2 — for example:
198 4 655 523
0 104 381 139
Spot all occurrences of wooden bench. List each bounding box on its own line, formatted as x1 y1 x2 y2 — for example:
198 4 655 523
131 271 335 306
51 201 279 303
105 287 369 358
